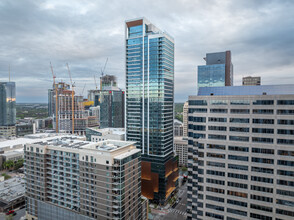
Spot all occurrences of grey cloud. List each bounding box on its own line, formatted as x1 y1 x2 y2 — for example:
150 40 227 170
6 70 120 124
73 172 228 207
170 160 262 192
0 0 293 103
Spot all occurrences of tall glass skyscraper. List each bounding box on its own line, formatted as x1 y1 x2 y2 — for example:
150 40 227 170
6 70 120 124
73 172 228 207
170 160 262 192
125 18 178 204
0 82 16 126
197 51 233 90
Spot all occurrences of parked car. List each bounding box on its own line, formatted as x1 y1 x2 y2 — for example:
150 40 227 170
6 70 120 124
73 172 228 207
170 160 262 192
5 210 16 216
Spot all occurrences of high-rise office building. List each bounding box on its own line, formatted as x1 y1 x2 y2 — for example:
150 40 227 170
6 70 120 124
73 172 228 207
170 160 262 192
197 51 233 89
187 85 294 220
25 137 142 220
100 90 125 128
0 82 16 138
243 76 261 86
183 101 188 137
125 18 178 204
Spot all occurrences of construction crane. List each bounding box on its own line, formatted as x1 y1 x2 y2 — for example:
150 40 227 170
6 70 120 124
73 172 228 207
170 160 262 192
100 58 108 90
50 62 58 133
81 83 86 96
66 63 75 134
94 75 98 90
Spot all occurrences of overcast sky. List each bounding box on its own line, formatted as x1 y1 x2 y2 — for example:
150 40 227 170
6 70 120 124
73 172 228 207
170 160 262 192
0 0 293 103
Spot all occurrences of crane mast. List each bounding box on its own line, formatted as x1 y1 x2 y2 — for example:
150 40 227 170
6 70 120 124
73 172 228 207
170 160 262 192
66 63 75 134
50 62 58 133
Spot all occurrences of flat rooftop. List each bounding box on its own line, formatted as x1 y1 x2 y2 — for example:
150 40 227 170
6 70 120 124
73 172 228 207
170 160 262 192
198 84 294 96
0 176 25 203
87 127 125 135
32 137 136 153
0 133 82 150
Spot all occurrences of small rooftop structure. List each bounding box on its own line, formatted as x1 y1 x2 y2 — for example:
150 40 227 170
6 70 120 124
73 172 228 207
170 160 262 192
198 84 294 96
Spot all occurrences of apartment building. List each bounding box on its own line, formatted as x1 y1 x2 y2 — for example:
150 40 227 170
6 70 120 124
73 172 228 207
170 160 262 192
187 85 294 220
24 137 142 220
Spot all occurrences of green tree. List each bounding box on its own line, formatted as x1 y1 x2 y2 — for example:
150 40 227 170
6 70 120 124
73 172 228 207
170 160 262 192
15 159 24 169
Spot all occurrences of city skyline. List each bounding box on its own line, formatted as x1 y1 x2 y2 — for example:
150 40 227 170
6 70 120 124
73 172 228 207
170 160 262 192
0 0 294 103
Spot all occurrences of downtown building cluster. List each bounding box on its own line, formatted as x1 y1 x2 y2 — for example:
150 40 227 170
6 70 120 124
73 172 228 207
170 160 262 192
4 15 291 220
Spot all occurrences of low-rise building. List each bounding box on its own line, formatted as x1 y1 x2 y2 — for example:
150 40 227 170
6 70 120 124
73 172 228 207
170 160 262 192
174 119 183 137
16 123 36 136
86 127 125 142
174 137 188 167
0 176 25 212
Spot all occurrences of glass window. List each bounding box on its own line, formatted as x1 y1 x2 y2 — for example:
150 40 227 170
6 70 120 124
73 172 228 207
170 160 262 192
227 208 247 216
208 134 226 140
189 100 207 106
253 100 274 105
206 203 224 211
278 129 294 135
277 100 294 105
210 108 227 113
228 146 249 152
277 139 294 145
208 126 227 131
230 100 250 105
207 170 225 176
208 117 227 122
252 128 274 134
277 189 294 197
278 160 294 167
276 209 294 217
230 127 249 132
252 137 273 143
227 190 247 198
277 179 294 187
252 166 273 174
251 185 273 193
230 109 250 114
251 194 273 203
228 155 248 161
252 148 274 154
207 152 225 159
189 108 207 113
252 157 274 164
277 109 294 115
250 204 272 212
227 199 247 207
206 195 224 203
228 181 247 189
278 150 294 156
206 161 225 168
230 118 249 123
252 118 274 124
228 164 248 170
229 136 249 142
278 119 294 125
251 176 273 184
207 144 225 150
253 109 274 114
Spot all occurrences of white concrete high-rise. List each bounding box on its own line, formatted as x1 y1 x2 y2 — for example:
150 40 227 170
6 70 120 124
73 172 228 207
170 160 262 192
187 85 294 220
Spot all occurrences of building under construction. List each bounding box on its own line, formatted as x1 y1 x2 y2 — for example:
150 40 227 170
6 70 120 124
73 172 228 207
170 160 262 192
48 82 98 135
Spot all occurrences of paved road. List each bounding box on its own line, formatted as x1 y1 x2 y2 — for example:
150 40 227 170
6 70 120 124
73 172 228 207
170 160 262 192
162 182 187 220
0 208 25 220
